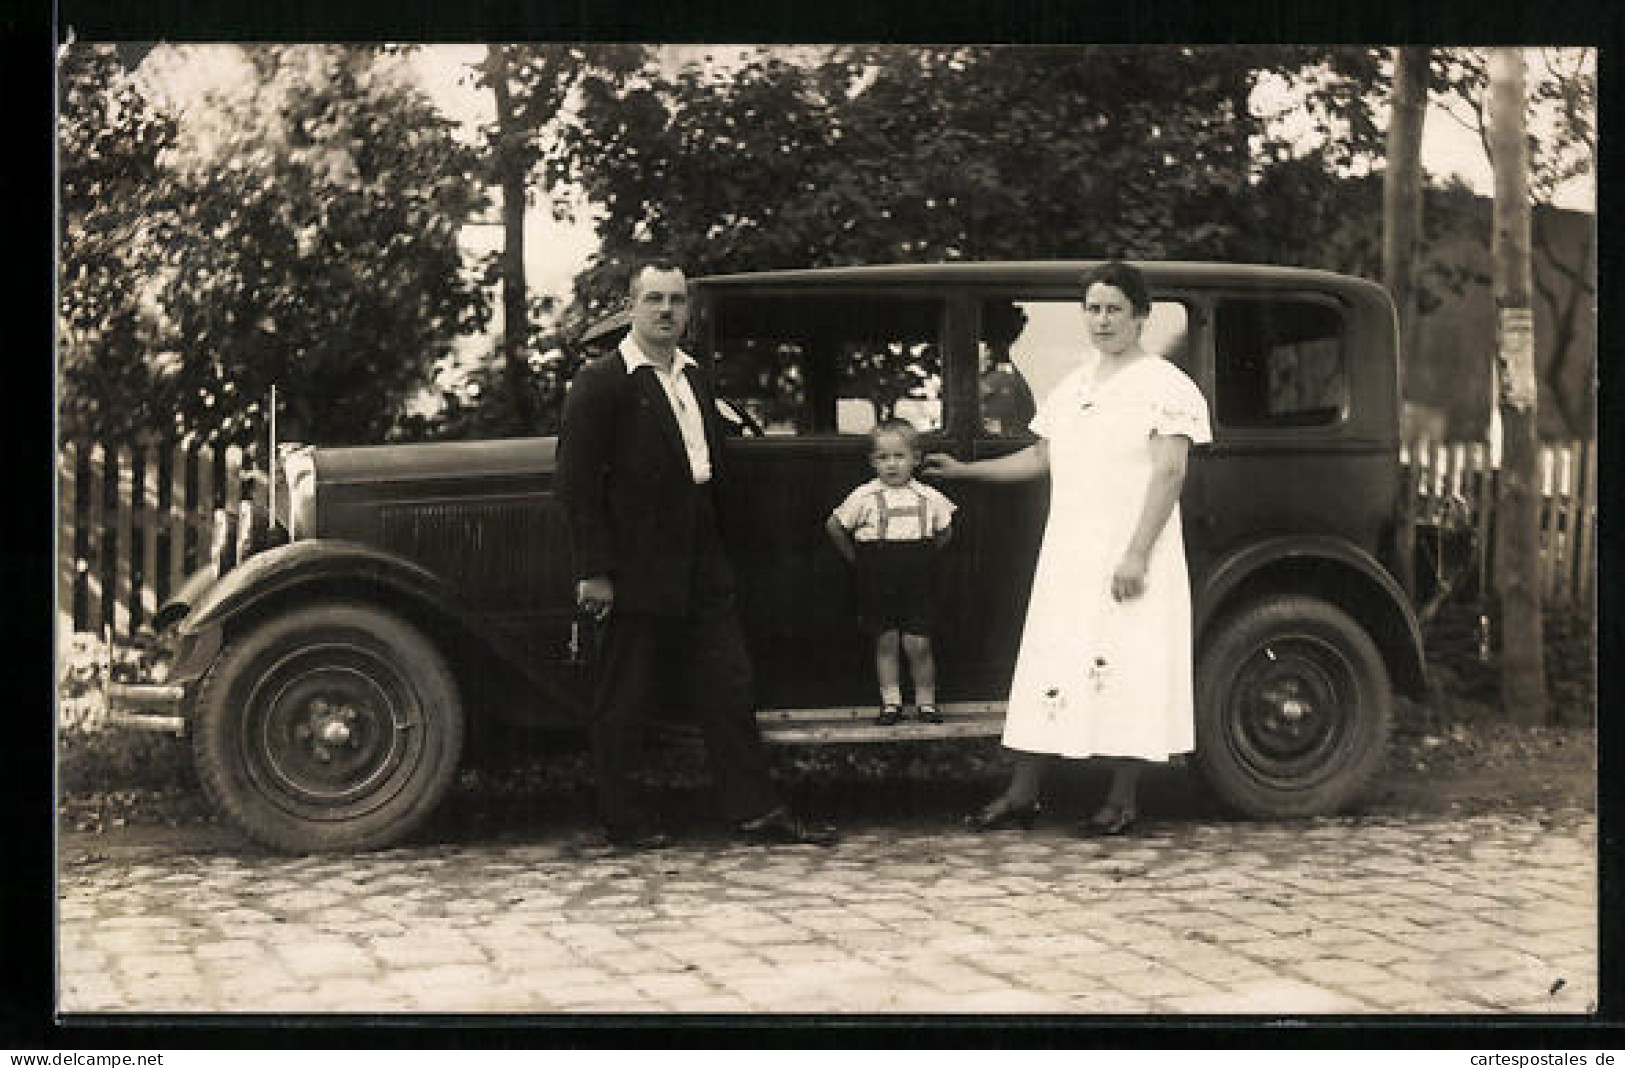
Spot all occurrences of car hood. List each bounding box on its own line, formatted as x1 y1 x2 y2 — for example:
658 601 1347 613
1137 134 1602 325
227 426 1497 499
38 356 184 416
307 436 559 486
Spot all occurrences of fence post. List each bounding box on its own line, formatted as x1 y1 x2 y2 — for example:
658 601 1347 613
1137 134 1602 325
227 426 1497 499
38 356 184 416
86 443 104 633
1538 444 1560 601
114 442 134 637
1575 439 1596 612
223 444 243 528
59 441 78 633
1472 442 1494 601
197 442 216 569
1555 442 1578 604
169 437 188 594
140 438 159 625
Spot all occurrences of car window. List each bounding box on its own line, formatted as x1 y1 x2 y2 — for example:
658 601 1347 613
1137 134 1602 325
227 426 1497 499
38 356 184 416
711 293 946 436
1215 297 1346 428
978 298 1191 434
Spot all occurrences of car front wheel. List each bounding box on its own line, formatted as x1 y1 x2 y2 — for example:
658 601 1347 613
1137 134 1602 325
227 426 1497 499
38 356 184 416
193 602 464 853
1195 595 1390 819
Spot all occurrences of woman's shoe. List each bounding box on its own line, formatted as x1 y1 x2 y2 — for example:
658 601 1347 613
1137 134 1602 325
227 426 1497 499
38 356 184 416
964 797 1041 832
876 703 904 726
915 704 944 724
1078 805 1137 838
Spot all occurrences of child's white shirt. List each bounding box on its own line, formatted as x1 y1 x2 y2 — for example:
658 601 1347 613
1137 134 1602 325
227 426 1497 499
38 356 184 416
830 478 957 543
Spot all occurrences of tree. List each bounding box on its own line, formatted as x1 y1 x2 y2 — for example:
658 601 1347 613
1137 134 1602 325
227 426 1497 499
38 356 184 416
1435 48 1596 439
558 45 1274 326
155 45 489 448
478 44 538 433
1383 47 1430 380
57 44 181 441
1380 47 1430 595
1488 49 1547 725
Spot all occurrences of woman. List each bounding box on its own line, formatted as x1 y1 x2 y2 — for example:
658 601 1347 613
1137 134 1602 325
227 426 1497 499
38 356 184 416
922 261 1211 837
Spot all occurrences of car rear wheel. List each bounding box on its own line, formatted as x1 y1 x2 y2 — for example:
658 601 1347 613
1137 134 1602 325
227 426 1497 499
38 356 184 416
193 602 464 853
1195 595 1390 819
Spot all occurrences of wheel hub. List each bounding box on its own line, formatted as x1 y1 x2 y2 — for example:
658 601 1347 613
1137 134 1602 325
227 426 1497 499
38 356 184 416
246 651 424 813
1228 635 1354 783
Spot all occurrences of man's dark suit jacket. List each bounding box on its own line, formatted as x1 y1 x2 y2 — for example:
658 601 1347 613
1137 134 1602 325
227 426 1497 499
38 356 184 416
555 348 735 617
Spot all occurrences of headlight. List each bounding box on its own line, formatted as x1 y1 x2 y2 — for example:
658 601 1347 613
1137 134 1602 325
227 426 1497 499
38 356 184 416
210 507 239 577
235 500 262 565
280 446 316 539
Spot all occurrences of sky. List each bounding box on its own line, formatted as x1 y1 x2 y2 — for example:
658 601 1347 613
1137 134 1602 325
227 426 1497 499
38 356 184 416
136 44 1596 347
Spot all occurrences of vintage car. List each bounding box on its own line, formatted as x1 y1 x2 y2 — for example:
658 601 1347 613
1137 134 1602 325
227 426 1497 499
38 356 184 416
107 261 1428 853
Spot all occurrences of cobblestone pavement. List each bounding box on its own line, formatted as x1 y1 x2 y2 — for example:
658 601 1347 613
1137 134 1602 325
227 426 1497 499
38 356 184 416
58 807 1596 1016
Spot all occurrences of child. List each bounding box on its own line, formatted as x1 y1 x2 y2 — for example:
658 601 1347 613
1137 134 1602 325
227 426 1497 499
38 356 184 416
825 417 958 725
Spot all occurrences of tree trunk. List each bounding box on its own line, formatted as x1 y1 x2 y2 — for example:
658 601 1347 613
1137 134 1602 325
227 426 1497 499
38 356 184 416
486 45 536 432
1488 48 1548 725
1383 46 1428 601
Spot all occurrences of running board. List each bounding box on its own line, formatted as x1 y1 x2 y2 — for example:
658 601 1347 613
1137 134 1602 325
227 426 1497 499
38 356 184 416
756 702 1006 744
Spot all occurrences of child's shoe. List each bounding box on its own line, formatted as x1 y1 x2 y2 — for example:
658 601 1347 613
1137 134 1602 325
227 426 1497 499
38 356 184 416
876 703 904 726
914 704 944 724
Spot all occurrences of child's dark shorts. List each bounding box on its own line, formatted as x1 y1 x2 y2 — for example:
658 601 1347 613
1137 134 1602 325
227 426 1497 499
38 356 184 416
853 540 942 636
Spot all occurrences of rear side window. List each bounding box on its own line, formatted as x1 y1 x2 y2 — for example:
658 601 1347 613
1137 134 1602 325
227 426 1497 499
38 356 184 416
1214 297 1347 428
711 293 946 436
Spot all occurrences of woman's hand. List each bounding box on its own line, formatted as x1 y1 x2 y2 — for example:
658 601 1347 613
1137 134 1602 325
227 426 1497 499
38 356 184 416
1110 550 1150 602
920 452 963 480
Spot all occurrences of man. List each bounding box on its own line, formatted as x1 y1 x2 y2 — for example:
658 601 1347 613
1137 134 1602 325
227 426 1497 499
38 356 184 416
556 258 837 849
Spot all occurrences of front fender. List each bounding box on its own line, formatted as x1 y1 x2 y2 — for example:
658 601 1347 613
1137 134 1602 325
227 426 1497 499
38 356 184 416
178 539 589 718
181 539 464 635
1197 534 1428 698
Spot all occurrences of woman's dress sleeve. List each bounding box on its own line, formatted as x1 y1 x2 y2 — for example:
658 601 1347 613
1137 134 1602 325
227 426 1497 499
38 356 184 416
1148 365 1213 446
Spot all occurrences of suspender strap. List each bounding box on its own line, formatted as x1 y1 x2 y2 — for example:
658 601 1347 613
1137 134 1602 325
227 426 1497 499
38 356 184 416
871 489 890 541
872 487 930 542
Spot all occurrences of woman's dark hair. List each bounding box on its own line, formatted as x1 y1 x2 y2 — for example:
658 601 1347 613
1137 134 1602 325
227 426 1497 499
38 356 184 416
1079 260 1151 317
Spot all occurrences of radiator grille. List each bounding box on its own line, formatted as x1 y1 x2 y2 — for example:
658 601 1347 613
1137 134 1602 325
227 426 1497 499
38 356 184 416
379 499 574 612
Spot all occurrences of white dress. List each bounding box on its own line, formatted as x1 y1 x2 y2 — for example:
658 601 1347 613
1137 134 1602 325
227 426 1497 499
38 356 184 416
1001 354 1213 760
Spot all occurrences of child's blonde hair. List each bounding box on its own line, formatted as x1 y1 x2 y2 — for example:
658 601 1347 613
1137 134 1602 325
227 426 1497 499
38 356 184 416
869 416 921 456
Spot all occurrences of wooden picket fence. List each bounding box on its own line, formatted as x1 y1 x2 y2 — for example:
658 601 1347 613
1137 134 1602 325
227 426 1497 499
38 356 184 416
57 435 1598 638
1401 438 1597 611
58 437 257 638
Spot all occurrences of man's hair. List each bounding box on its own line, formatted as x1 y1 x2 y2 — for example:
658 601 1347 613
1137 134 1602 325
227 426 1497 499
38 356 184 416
870 416 921 454
628 256 685 297
1079 260 1151 316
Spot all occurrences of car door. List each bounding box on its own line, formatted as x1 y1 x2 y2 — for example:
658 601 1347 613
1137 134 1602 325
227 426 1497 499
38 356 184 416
700 286 953 710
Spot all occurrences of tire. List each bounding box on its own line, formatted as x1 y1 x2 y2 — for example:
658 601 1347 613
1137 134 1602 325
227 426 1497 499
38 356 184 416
1194 595 1390 819
193 602 464 853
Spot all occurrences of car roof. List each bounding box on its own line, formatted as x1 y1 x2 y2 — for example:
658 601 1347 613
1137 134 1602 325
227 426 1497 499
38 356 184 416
696 260 1375 289
580 260 1385 343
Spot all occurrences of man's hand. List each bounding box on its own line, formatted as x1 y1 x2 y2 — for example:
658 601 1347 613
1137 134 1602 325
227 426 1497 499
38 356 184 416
577 575 615 622
1110 550 1150 602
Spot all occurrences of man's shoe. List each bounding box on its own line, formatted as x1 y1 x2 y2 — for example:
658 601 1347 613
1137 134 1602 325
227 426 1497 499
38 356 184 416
735 805 838 847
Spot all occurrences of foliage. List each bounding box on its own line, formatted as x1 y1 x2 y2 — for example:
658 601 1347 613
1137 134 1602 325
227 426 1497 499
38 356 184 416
57 45 182 441
1431 48 1596 437
409 44 648 440
150 46 490 449
59 45 492 450
398 331 586 442
559 45 1280 327
57 631 193 795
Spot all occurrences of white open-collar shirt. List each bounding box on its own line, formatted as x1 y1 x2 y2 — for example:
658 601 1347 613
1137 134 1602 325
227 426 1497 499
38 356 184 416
619 333 713 484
